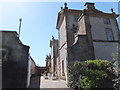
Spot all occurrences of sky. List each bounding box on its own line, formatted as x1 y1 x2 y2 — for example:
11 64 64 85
0 1 119 66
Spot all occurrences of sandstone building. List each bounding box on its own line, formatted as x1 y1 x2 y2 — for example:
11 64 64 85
46 2 120 83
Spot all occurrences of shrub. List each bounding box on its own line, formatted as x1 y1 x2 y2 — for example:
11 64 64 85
67 61 86 88
67 59 117 89
113 61 120 89
79 70 108 88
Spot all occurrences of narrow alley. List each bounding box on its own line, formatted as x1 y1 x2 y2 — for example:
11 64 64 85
29 75 73 90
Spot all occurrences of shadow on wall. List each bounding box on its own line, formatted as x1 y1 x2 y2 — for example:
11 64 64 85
1 31 30 88
29 76 40 89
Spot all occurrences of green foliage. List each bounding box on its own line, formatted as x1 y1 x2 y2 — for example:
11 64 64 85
79 76 94 88
68 59 116 89
79 70 108 88
112 47 120 89
113 61 120 89
67 61 86 88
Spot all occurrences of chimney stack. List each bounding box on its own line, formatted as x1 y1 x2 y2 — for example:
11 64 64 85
84 2 95 10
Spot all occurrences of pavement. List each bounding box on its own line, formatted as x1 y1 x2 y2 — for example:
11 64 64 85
29 75 73 90
40 76 73 90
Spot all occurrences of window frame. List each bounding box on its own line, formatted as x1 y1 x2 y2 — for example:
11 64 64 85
105 28 114 41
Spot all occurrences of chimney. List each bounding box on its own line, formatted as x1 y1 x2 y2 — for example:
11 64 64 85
84 2 95 10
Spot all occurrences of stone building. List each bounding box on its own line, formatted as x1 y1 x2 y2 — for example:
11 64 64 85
1 31 37 88
27 56 37 87
37 66 47 75
49 36 58 74
55 2 120 83
45 54 51 73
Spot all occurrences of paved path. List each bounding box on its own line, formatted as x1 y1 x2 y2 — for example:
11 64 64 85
40 76 71 89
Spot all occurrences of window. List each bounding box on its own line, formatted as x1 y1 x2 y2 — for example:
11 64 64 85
103 18 110 24
62 60 64 74
106 28 114 40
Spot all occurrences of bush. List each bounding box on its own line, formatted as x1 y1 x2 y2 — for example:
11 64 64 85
68 59 117 89
67 61 86 88
113 61 120 89
79 70 108 88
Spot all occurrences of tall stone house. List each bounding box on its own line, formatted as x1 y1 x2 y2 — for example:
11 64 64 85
49 36 58 74
46 36 59 75
46 2 120 83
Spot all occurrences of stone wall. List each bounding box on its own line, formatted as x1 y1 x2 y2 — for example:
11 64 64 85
50 39 58 73
89 15 119 61
89 16 119 41
93 42 119 61
58 16 67 77
1 31 30 88
71 35 94 61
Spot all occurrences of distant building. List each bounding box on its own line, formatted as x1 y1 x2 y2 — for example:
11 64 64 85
49 36 58 74
1 31 36 88
46 2 120 84
37 66 47 75
45 54 51 73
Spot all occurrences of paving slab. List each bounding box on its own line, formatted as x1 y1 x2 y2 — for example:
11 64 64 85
40 76 72 89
